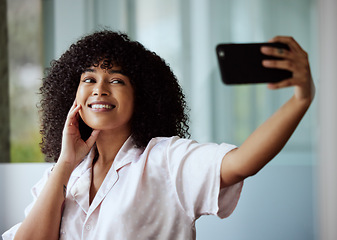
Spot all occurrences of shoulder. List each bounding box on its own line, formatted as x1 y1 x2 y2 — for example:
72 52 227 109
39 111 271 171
144 136 195 154
144 136 235 156
138 136 193 166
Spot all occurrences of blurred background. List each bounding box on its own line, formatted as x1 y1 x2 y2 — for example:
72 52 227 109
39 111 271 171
0 0 336 239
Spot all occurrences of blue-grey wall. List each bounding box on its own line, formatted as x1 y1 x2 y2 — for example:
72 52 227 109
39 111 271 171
196 162 316 240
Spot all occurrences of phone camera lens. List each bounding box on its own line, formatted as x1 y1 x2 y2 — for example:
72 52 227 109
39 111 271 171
219 51 225 57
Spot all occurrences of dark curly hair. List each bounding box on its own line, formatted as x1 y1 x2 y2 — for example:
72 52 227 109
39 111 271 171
39 30 190 162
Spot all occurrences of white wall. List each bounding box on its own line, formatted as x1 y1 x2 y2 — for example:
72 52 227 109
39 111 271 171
0 163 53 234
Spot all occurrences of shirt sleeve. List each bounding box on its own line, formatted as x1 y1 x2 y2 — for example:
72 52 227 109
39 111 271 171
164 136 243 220
1 166 53 240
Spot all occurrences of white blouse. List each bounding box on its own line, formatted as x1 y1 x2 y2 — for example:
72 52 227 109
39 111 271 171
3 136 243 240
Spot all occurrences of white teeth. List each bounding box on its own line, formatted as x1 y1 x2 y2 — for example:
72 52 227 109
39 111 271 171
91 104 113 109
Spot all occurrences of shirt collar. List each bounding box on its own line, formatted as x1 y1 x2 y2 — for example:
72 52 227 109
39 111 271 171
71 136 142 177
112 135 143 171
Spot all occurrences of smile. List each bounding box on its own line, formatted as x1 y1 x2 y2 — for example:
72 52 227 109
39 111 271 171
88 103 116 111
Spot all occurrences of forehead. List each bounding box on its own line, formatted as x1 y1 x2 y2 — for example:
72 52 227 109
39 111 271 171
97 59 116 70
82 58 121 70
82 67 124 75
82 60 125 74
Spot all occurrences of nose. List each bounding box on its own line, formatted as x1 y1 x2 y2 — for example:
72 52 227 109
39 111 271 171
92 82 110 96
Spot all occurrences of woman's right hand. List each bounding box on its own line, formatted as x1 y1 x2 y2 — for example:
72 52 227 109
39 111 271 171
58 100 100 170
13 99 99 240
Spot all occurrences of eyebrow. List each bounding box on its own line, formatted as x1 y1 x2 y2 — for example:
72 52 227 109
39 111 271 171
82 68 125 75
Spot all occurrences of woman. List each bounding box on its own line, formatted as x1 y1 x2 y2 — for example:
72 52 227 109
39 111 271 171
3 30 314 240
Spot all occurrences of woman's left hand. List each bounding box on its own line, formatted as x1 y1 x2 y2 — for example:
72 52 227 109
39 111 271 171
261 36 315 103
221 36 315 188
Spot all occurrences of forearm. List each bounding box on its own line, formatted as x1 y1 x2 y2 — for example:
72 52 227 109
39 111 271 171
239 96 310 171
14 161 73 240
13 96 100 239
221 95 312 186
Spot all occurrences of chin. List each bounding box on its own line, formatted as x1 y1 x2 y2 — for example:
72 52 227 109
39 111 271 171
84 121 107 131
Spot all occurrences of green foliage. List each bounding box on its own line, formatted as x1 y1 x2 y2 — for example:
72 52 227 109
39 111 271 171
10 133 44 163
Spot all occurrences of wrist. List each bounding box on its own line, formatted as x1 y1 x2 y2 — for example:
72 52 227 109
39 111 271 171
53 158 76 180
294 79 315 104
289 95 313 117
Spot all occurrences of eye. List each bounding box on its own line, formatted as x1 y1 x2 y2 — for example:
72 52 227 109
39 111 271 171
83 78 96 83
110 79 125 84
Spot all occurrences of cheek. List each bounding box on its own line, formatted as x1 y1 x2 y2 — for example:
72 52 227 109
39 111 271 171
75 87 86 119
76 87 84 102
78 108 84 121
76 86 90 106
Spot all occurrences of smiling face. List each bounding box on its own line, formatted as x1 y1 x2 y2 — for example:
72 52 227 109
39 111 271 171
76 63 134 135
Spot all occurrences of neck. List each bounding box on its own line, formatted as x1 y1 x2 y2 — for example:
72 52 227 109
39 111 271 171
94 129 131 166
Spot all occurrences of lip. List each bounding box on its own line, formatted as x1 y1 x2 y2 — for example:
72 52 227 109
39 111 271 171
87 101 116 112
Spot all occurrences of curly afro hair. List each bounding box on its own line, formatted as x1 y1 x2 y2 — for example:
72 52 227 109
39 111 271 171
39 30 190 162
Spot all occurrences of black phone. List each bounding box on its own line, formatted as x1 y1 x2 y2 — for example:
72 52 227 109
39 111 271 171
216 42 292 84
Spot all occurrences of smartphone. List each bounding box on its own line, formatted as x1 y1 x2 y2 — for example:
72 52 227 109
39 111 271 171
216 42 292 84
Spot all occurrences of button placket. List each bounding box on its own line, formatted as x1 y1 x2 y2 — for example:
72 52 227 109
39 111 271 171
85 224 92 231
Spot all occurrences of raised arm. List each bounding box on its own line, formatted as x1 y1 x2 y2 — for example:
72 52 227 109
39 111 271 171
14 101 100 240
220 36 315 188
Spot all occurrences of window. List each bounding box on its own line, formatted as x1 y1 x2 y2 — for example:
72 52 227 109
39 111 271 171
8 0 317 166
8 0 44 162
4 0 317 239
133 0 317 166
